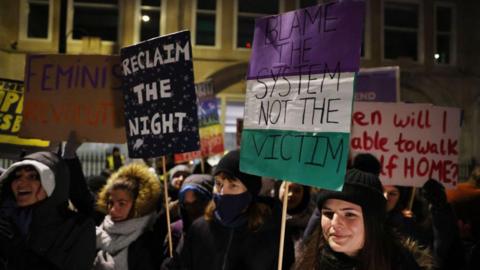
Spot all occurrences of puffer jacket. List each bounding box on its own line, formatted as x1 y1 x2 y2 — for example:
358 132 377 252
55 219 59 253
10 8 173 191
0 152 96 270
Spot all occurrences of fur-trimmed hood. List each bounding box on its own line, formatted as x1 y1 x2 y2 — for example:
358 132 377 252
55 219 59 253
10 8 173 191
97 163 160 218
401 237 434 270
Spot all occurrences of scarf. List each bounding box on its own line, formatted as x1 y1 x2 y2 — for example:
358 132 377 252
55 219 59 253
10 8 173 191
94 213 155 270
317 245 358 270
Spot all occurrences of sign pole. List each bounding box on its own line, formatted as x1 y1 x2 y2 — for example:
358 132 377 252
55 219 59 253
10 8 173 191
162 156 174 257
277 181 289 270
200 158 205 174
407 187 416 211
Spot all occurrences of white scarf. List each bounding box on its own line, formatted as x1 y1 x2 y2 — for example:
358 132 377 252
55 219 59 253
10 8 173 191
93 213 155 270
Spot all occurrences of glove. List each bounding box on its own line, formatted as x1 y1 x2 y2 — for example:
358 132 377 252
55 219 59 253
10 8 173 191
63 131 82 159
422 178 447 207
93 250 115 270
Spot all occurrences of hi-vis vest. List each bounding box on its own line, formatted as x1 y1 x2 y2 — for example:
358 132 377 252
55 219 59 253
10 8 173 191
106 155 125 170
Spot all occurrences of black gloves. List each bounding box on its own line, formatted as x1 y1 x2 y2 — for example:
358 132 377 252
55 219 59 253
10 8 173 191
422 178 447 208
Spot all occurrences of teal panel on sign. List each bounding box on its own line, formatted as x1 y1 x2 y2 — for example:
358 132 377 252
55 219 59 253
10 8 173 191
240 129 350 191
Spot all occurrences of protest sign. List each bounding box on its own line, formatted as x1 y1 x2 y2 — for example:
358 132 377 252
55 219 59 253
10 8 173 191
351 102 461 188
240 0 365 190
120 30 200 158
174 80 224 163
0 79 24 136
21 55 126 143
0 78 51 154
355 66 399 102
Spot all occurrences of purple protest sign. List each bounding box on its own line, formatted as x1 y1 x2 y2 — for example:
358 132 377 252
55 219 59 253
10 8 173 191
247 0 365 80
355 66 400 102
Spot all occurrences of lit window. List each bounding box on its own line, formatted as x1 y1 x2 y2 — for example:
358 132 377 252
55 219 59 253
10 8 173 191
237 0 279 48
435 5 455 65
72 0 118 42
25 0 50 39
195 0 216 46
384 2 419 61
140 0 161 41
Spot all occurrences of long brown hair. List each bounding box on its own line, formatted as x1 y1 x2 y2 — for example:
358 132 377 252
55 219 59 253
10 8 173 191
296 205 400 270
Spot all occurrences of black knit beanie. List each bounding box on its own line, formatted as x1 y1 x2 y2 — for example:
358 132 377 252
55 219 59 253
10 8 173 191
317 168 386 219
213 150 262 196
353 153 382 176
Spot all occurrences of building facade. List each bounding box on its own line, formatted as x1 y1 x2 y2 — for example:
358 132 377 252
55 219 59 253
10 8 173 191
0 0 479 172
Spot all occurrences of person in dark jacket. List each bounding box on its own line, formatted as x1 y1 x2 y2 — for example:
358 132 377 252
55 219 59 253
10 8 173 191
295 169 433 270
105 147 125 174
175 150 294 270
0 151 96 270
167 164 192 201
173 174 214 235
277 181 314 259
383 185 417 238
94 162 166 270
162 174 214 262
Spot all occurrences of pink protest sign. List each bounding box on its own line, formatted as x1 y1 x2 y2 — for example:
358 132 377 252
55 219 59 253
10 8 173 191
351 102 461 188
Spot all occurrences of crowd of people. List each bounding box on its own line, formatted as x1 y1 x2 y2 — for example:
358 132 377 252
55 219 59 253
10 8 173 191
0 135 479 270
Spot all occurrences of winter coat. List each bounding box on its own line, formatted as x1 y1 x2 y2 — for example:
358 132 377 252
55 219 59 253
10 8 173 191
0 152 96 270
286 199 315 260
95 163 167 270
176 197 295 270
311 239 432 270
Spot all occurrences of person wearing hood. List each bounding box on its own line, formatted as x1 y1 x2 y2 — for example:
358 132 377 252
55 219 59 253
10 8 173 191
168 164 192 201
174 150 294 270
295 169 433 270
162 174 214 267
174 174 213 234
94 163 167 270
0 151 96 270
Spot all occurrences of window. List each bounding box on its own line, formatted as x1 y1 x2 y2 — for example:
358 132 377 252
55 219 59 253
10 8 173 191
20 0 52 40
435 4 455 65
236 0 279 48
139 0 161 41
72 0 118 42
298 0 318 9
195 0 217 46
297 0 368 58
223 100 244 150
384 2 420 61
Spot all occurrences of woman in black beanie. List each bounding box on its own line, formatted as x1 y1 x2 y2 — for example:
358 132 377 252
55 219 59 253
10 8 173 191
295 169 433 270
174 150 294 270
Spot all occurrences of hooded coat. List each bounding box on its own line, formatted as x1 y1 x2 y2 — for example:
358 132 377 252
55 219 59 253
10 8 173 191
0 152 96 270
95 163 167 270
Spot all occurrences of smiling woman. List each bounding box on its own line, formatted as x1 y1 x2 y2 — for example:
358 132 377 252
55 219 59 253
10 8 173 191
295 169 433 270
0 152 96 270
10 165 47 207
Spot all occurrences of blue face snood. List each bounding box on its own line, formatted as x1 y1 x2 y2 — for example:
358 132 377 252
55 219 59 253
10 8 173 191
213 192 252 228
